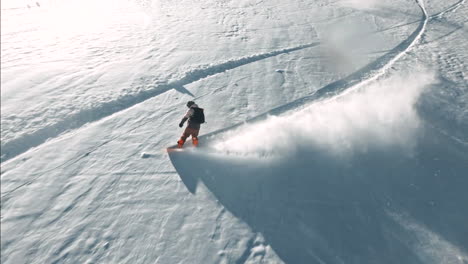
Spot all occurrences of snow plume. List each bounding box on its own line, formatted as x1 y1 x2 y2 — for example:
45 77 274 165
213 70 434 158
320 18 384 75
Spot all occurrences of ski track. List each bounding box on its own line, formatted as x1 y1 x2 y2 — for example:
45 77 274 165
200 0 430 142
429 0 465 19
1 43 319 163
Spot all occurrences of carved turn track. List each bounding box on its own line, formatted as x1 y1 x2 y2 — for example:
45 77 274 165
1 43 319 163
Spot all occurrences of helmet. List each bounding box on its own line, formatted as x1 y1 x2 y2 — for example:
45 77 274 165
186 101 195 108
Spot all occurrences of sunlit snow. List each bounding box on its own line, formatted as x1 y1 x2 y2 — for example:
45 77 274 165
1 0 467 263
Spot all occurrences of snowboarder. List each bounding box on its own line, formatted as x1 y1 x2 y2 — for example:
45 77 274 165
177 101 205 148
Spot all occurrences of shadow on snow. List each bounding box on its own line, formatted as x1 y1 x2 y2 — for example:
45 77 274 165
168 127 468 264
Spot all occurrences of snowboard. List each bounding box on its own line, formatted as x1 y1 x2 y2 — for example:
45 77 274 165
166 145 199 153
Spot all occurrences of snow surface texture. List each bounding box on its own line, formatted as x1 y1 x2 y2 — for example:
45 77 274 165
1 0 467 263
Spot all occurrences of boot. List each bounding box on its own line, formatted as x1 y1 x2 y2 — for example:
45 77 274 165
177 139 185 148
192 137 199 147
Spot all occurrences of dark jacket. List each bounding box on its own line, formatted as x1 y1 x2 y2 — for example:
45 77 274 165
181 104 201 129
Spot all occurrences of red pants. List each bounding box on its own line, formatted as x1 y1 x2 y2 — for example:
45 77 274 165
178 127 199 146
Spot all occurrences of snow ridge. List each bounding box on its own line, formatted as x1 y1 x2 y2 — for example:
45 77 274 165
1 43 319 163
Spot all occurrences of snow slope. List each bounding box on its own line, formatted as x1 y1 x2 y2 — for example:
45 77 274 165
1 0 467 263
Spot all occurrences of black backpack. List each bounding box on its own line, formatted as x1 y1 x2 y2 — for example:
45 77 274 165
190 107 205 124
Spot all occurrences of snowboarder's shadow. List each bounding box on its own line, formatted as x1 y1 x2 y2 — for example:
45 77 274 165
168 132 468 264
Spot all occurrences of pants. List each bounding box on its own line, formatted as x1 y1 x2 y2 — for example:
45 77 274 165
178 127 199 146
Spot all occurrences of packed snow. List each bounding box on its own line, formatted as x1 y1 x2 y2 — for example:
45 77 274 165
1 0 467 263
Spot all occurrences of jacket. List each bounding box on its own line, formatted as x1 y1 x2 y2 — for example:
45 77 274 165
181 104 201 129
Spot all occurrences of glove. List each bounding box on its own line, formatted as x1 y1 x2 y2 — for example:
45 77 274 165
179 118 187 128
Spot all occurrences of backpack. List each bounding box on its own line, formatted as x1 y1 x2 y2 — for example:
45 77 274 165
190 107 205 124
